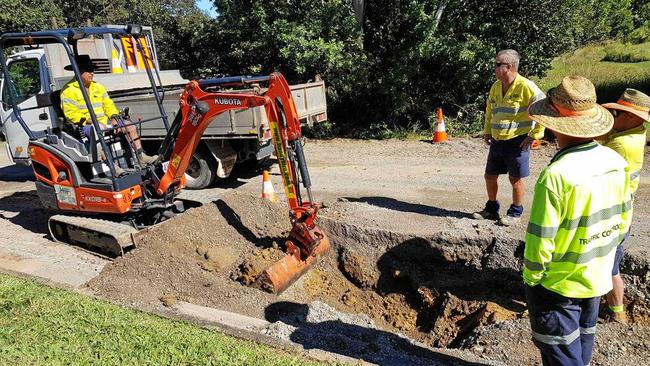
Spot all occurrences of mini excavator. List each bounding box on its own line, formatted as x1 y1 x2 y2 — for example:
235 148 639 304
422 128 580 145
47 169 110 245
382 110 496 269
0 26 329 294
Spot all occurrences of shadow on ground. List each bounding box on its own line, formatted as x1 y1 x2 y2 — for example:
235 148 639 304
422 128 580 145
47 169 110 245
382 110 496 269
0 190 52 236
265 301 491 366
0 164 34 182
343 196 473 219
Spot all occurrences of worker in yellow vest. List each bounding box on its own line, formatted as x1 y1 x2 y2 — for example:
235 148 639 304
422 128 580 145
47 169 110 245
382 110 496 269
599 89 650 324
473 49 545 226
524 76 632 366
60 55 156 174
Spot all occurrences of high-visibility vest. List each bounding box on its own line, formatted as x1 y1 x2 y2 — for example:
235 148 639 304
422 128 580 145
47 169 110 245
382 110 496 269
523 141 632 298
484 74 546 141
60 80 119 126
601 124 647 194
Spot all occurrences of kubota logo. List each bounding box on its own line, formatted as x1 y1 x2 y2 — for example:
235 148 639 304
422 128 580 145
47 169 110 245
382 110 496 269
215 97 242 106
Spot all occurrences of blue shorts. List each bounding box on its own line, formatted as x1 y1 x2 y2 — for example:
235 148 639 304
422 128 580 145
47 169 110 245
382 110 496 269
485 135 530 178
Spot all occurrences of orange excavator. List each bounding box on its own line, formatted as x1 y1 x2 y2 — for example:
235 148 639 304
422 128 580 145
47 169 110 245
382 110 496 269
0 26 329 294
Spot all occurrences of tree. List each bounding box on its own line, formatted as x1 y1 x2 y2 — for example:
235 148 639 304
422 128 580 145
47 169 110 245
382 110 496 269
0 0 64 33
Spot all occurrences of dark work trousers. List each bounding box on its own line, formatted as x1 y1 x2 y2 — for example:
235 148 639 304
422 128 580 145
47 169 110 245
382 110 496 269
525 284 600 366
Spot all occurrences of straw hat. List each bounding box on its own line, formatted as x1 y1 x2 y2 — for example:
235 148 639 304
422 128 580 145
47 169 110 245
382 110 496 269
602 89 650 123
528 75 613 138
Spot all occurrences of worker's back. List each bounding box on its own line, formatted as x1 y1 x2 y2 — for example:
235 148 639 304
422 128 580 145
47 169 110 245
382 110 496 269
525 141 632 298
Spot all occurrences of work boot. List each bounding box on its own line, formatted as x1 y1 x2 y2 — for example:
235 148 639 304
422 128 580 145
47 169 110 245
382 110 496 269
604 308 628 324
499 204 524 226
138 152 158 166
112 164 126 177
472 200 500 220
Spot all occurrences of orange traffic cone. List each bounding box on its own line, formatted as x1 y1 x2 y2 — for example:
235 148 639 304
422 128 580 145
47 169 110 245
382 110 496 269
261 170 278 203
432 107 447 143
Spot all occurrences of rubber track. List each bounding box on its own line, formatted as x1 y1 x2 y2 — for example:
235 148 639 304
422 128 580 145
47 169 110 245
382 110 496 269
48 215 138 256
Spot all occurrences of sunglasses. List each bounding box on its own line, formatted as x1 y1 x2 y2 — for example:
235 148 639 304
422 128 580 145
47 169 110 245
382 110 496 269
495 62 511 68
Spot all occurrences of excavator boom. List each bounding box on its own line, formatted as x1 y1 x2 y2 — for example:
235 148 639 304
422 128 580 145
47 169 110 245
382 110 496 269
158 73 330 294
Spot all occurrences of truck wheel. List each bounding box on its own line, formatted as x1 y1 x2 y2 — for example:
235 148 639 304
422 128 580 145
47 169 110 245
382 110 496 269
184 150 216 189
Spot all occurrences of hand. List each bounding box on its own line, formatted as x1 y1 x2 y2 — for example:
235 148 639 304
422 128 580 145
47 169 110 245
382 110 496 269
483 135 492 145
520 136 534 150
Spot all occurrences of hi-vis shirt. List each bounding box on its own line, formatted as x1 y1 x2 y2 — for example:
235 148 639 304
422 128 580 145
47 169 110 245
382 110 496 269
484 74 545 141
60 80 119 126
523 142 632 298
601 124 647 194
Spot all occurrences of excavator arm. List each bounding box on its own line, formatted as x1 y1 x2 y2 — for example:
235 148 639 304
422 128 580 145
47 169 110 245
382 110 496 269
155 73 330 294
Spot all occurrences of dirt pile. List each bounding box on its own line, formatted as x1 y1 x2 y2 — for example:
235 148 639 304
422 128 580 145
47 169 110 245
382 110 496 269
87 191 291 318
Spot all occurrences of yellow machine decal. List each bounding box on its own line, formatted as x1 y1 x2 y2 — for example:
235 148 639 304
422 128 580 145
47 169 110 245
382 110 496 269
171 154 181 168
270 121 296 199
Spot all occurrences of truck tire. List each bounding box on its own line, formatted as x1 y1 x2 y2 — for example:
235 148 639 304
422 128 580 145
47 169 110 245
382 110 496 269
184 150 217 189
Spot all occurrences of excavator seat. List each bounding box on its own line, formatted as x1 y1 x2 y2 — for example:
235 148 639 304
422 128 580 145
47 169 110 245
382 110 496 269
45 90 134 179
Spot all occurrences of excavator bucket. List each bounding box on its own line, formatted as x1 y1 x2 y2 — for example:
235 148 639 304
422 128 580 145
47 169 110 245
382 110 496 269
255 234 331 295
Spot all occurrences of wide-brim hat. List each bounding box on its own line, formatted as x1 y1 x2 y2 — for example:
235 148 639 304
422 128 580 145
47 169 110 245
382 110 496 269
602 88 650 123
528 75 613 138
64 55 95 72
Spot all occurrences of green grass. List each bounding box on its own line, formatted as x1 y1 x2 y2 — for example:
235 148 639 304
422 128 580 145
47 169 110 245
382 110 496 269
534 41 650 103
0 273 331 366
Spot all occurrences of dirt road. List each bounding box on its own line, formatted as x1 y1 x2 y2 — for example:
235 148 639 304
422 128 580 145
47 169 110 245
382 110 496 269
1 138 649 365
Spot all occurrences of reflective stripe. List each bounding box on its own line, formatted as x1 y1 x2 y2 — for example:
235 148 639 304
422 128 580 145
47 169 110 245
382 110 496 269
553 233 621 264
102 92 109 99
527 222 558 239
561 200 632 231
527 200 631 239
524 258 545 271
491 105 530 115
61 97 79 105
630 170 641 181
490 121 534 129
580 326 596 335
532 328 580 345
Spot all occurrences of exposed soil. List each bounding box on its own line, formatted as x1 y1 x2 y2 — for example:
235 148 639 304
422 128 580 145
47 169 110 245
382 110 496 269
3 138 650 365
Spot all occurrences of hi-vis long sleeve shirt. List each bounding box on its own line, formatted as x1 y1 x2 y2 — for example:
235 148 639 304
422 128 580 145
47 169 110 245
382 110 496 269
484 74 545 141
523 142 632 298
60 80 119 126
601 124 647 194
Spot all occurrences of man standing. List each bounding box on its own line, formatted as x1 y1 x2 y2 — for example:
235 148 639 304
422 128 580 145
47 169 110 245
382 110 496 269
524 76 632 366
473 49 545 226
600 89 650 323
61 55 156 171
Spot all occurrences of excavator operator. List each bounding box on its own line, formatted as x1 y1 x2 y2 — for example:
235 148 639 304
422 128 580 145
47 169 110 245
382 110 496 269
60 55 157 173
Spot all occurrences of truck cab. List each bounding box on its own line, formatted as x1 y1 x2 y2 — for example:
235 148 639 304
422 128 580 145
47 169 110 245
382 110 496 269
1 48 55 165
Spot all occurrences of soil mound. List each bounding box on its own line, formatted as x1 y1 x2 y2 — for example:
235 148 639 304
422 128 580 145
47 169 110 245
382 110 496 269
87 191 291 318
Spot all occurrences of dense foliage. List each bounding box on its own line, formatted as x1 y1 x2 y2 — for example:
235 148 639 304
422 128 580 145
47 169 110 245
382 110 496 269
1 0 648 136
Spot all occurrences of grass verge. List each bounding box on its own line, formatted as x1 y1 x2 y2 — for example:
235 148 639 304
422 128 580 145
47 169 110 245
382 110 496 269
0 273 331 366
534 41 650 102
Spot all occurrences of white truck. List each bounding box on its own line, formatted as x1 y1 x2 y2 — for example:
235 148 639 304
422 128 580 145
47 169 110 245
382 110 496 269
0 25 327 188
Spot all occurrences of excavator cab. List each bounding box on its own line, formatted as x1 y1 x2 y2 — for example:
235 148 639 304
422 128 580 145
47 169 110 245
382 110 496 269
0 26 180 255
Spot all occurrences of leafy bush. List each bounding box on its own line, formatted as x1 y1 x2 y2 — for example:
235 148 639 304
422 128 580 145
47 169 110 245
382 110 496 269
628 24 650 44
303 120 338 140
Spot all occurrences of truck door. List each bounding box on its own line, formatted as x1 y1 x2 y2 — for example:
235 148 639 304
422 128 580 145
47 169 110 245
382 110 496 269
0 55 51 164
